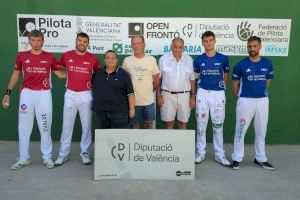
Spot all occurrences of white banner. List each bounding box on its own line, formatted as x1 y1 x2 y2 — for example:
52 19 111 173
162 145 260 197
94 129 195 180
17 14 291 56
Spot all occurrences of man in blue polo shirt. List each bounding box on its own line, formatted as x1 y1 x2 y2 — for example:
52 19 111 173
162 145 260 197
194 31 230 167
231 36 274 170
92 50 135 128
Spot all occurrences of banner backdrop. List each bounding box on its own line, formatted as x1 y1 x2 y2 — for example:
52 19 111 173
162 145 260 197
17 14 291 56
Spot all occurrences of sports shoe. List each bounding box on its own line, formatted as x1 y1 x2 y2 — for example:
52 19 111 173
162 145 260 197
54 156 68 166
254 159 275 170
11 158 31 170
215 156 230 167
80 152 91 165
231 161 240 170
43 158 55 169
195 153 205 164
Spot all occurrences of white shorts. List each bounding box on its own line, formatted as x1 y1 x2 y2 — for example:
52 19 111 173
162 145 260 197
160 91 190 123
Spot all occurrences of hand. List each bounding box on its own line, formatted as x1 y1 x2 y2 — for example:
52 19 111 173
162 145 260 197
157 95 164 108
129 108 135 118
2 95 10 109
189 95 196 110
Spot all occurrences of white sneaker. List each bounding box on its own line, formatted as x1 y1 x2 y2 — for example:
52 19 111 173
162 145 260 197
215 156 230 167
11 158 31 170
54 156 68 166
43 158 55 169
80 152 91 165
195 153 205 164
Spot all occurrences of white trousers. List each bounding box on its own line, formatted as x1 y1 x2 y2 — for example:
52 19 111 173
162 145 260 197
58 89 92 157
18 88 53 160
195 88 226 158
232 97 269 162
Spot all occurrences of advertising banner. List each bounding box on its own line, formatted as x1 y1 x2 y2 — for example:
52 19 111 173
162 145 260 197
17 14 291 56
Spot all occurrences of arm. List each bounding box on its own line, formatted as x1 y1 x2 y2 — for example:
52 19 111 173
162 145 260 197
152 73 160 91
128 94 135 118
224 72 229 86
189 79 196 109
2 69 21 109
232 80 240 99
266 79 271 88
156 78 164 108
53 69 66 79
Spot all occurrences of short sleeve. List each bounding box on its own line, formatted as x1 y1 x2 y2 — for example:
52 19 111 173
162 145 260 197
232 63 241 80
124 71 134 95
93 56 100 72
50 54 59 71
266 61 274 79
151 57 159 75
188 56 195 80
14 53 22 71
57 53 66 67
158 56 164 78
223 55 230 73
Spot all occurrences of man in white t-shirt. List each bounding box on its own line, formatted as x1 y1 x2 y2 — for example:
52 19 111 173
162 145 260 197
156 37 196 129
123 36 159 129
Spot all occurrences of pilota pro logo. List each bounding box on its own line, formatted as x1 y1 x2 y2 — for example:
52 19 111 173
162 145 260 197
237 21 254 41
19 18 36 37
128 23 144 38
111 143 126 161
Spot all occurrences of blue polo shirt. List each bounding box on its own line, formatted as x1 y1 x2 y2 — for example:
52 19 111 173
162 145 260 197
232 57 274 98
194 52 229 91
92 67 134 113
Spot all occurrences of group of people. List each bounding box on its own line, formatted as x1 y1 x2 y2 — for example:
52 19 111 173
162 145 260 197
2 29 275 171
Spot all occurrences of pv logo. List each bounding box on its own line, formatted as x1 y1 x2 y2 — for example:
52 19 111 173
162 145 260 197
111 143 126 161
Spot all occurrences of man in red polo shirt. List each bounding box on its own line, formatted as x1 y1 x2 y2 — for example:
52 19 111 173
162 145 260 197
2 30 66 170
55 32 100 166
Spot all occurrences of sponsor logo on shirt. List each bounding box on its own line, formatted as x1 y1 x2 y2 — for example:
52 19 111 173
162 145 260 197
83 61 91 65
68 59 74 63
214 62 221 66
201 63 205 67
261 68 267 71
24 59 30 63
247 75 266 81
43 79 50 87
25 67 32 72
86 81 92 89
40 60 48 63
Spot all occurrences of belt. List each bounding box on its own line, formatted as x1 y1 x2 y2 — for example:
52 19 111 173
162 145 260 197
162 89 191 94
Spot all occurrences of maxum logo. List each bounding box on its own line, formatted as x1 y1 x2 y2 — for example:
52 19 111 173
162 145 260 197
19 17 71 38
237 21 254 41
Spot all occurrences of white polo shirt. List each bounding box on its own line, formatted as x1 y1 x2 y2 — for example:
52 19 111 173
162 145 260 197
158 52 195 92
